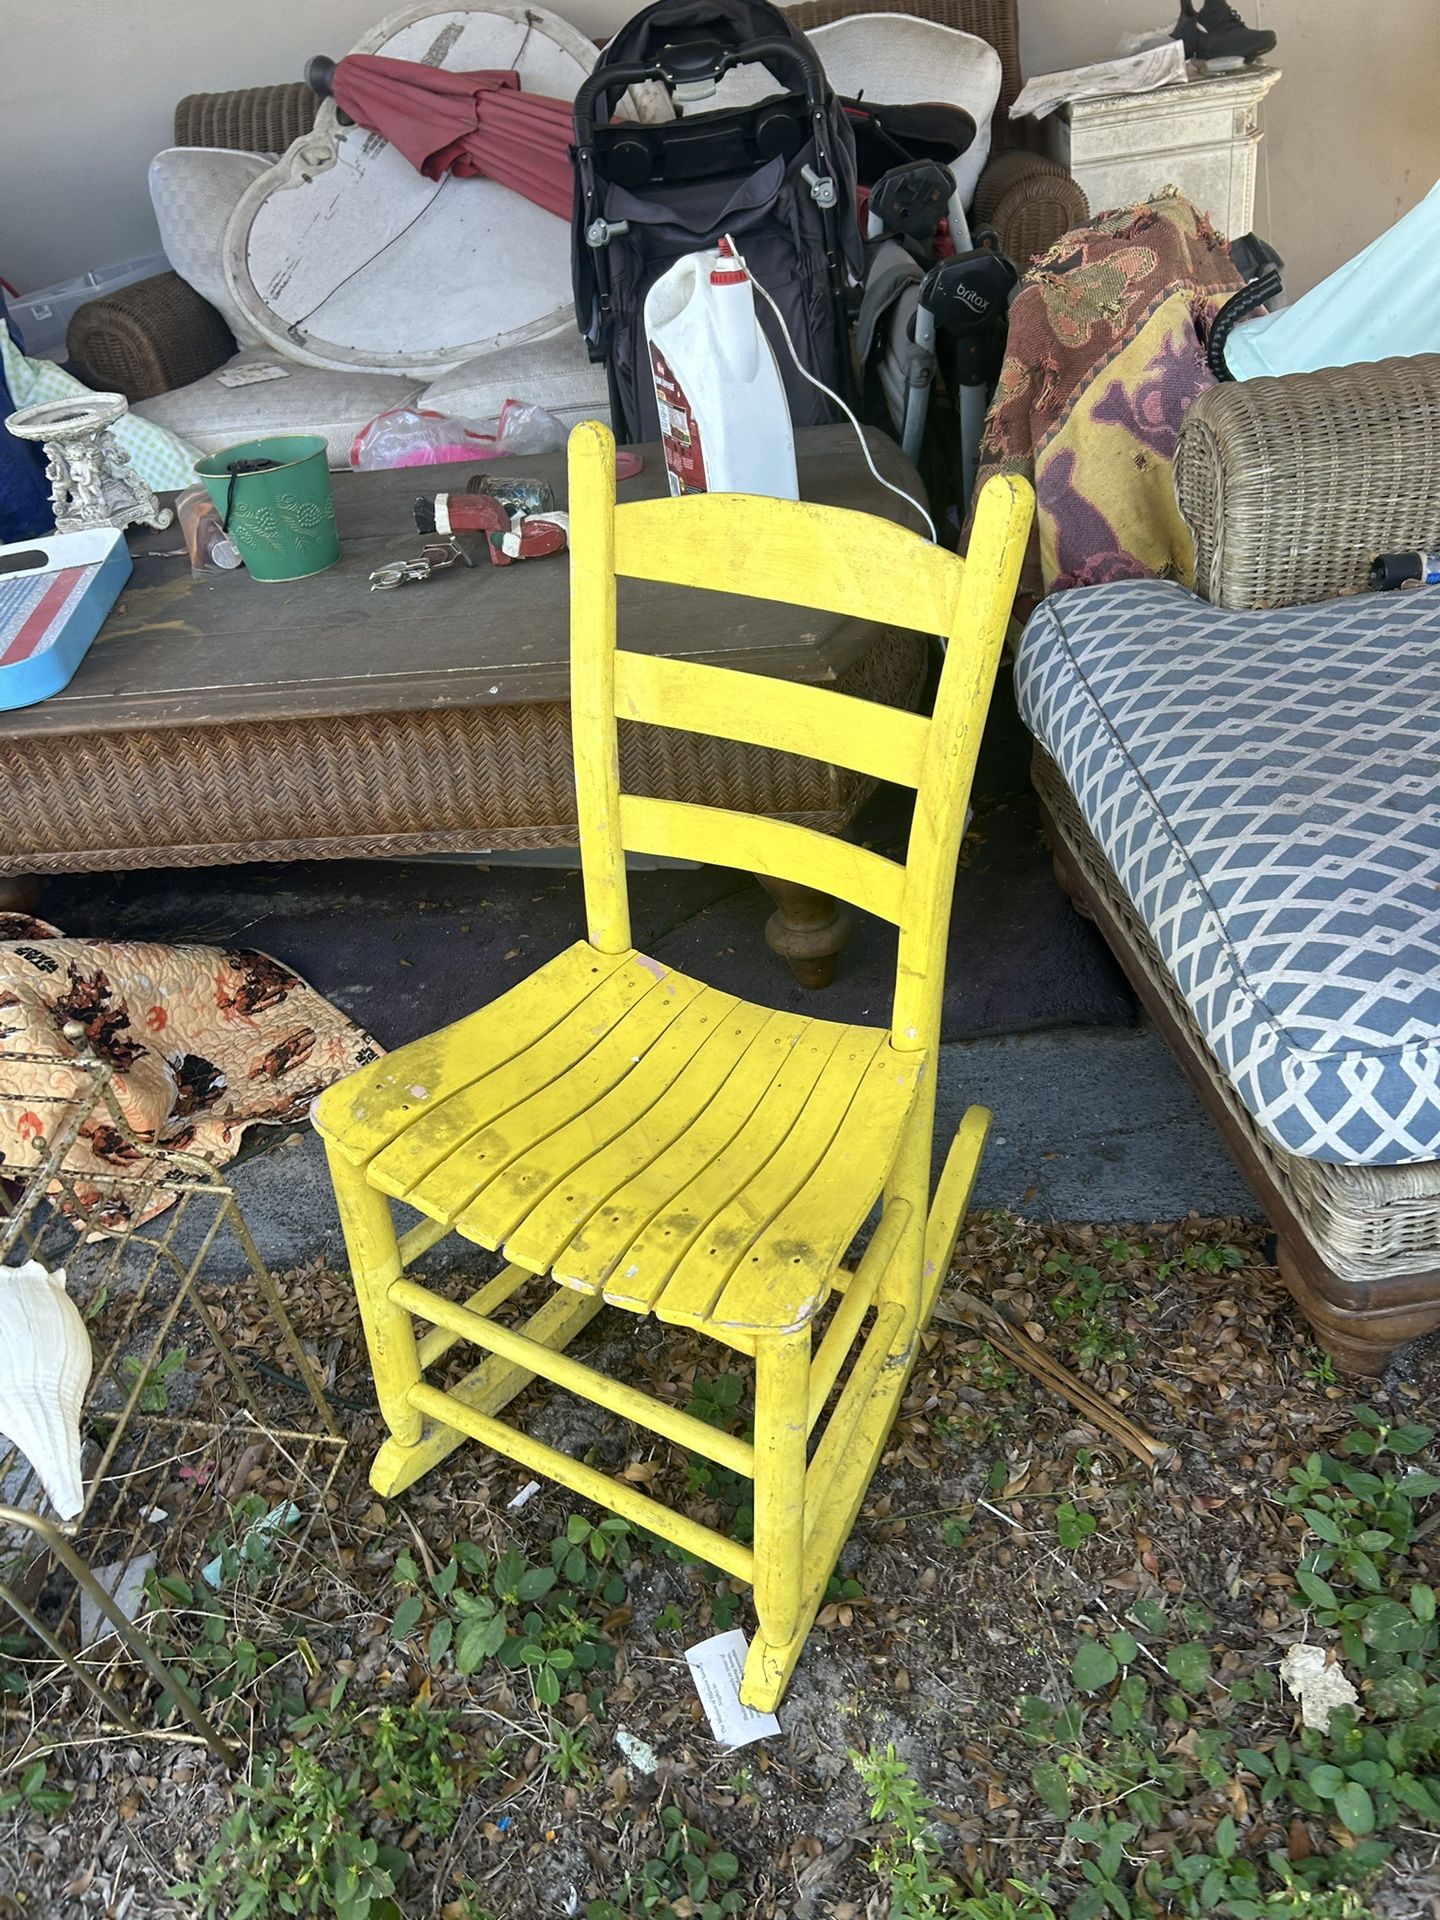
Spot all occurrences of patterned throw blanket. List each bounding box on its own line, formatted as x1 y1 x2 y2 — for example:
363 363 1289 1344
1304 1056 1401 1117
0 916 379 1227
973 194 1244 596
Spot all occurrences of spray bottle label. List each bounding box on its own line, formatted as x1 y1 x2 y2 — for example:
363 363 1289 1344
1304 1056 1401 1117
650 346 708 495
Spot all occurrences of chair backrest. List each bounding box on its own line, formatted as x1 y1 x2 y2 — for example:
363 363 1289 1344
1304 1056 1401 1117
784 0 1023 140
568 422 1033 1054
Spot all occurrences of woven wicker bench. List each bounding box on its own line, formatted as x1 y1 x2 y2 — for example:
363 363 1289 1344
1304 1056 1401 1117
1025 359 1440 1375
0 427 929 988
1036 748 1440 1376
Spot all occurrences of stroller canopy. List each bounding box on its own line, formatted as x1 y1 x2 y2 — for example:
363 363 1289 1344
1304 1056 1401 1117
1226 177 1440 381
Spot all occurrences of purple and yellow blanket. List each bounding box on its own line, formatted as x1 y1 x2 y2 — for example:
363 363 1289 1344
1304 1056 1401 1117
973 193 1243 596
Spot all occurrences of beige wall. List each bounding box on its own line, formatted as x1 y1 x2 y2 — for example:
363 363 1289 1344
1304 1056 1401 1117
1013 0 1440 297
4 0 1437 299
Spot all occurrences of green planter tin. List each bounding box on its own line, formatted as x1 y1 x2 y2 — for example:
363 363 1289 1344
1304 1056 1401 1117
194 434 340 582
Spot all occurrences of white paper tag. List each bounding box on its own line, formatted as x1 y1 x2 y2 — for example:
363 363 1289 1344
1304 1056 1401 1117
216 362 291 387
685 1629 781 1748
507 1479 541 1511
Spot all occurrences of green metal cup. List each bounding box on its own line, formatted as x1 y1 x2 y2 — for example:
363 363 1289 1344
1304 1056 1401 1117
194 434 340 582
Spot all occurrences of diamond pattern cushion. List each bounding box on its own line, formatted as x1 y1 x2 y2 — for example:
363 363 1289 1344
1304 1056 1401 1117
1015 579 1440 1166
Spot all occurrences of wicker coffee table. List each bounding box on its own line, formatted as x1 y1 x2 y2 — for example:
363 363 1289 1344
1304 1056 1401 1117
0 428 929 986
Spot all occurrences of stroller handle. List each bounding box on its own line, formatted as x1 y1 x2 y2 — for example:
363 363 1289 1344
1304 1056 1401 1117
1206 267 1283 382
573 32 831 146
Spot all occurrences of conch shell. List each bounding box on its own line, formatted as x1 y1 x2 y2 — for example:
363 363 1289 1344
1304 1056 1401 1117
0 1260 93 1520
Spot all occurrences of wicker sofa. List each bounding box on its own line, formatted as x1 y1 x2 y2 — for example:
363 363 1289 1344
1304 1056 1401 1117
66 0 1086 407
1024 356 1440 1374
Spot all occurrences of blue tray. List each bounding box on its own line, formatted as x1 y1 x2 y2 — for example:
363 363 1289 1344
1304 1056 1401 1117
0 526 132 711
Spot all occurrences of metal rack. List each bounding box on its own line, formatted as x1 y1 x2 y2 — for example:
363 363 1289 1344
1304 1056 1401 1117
1 1041 347 1766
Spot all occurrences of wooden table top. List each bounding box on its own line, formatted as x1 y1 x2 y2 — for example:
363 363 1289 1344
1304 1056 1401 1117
4 427 927 740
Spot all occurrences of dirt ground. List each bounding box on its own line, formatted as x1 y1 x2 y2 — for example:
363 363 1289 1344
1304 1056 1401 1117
4 1211 1439 1920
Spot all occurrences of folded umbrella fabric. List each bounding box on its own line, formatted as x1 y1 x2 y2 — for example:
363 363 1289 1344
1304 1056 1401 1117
332 53 577 220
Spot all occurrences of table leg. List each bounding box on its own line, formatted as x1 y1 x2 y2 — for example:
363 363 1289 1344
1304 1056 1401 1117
757 876 852 990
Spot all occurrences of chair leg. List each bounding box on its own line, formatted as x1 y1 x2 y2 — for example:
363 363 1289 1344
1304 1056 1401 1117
922 1105 991 1317
742 1327 810 1710
742 1107 992 1711
324 1143 423 1451
757 875 853 990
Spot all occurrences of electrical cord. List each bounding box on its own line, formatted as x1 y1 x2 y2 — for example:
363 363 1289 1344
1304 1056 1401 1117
286 175 450 337
725 233 938 544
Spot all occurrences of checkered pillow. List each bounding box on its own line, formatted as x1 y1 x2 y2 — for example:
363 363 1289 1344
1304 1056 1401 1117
1016 579 1440 1166
149 147 270 347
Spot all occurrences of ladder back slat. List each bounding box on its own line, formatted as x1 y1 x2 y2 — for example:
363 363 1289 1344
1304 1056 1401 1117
614 651 931 788
613 493 960 637
618 794 907 925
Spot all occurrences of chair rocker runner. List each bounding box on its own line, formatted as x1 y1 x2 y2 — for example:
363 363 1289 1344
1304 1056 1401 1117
314 424 1033 1711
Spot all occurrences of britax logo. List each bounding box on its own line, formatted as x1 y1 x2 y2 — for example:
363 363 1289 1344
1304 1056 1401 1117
952 284 989 315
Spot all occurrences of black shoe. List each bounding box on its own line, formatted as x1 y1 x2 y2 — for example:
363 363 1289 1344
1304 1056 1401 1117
1172 0 1276 65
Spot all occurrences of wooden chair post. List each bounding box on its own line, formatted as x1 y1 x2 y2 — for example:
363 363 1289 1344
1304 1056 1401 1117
323 1142 423 1448
879 474 1033 1335
747 1328 811 1699
568 421 631 955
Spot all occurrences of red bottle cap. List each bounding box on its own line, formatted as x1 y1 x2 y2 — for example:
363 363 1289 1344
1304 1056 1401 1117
710 236 748 286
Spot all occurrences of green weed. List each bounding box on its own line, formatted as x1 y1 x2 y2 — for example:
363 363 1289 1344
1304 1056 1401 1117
546 1715 596 1785
119 1345 187 1412
585 1804 744 1919
1155 1241 1244 1282
0 1630 29 1700
1013 1410 1438 1917
390 1526 620 1709
173 1691 469 1920
1055 1502 1097 1552
0 1760 73 1818
1041 1254 1133 1370
852 1744 961 1920
851 1746 1057 1920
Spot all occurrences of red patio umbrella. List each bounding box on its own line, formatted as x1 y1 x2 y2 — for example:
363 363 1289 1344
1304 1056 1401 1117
332 53 577 221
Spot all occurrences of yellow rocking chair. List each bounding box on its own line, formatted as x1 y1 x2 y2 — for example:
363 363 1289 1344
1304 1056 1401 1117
314 423 1033 1712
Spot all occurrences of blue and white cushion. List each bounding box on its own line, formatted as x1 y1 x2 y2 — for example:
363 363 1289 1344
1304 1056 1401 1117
1015 579 1440 1166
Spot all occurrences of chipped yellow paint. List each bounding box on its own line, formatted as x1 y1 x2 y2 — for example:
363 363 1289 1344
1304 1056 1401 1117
318 420 1033 1712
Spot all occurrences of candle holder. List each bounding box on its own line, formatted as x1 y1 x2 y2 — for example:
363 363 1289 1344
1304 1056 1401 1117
5 392 173 534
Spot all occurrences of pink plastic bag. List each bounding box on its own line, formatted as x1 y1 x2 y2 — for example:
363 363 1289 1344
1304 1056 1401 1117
349 399 567 470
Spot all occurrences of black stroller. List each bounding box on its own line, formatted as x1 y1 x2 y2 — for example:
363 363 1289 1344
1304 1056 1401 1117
572 0 977 448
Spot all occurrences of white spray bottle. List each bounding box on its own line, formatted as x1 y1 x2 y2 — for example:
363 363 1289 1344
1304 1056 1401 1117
643 237 799 501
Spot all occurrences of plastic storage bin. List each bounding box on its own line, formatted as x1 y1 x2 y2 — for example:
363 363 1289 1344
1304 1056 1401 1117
8 255 169 361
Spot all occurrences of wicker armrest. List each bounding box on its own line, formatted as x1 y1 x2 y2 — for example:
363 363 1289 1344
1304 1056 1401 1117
174 82 318 152
972 149 1087 265
67 273 236 405
1174 355 1440 610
